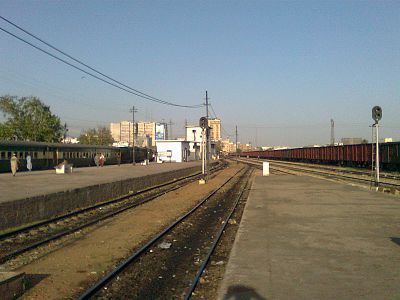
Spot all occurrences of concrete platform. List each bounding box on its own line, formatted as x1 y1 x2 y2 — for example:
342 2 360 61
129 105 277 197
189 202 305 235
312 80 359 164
0 162 203 230
218 173 400 300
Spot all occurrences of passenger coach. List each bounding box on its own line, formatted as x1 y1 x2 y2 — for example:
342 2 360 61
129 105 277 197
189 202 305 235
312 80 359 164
0 141 152 172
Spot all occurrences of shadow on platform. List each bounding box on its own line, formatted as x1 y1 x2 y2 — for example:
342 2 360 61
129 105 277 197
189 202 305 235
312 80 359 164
223 284 267 300
390 237 400 246
25 273 49 289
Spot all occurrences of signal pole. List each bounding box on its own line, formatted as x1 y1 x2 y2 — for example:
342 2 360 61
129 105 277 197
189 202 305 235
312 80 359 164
330 119 335 145
130 106 138 165
205 91 210 161
371 106 382 188
375 122 380 185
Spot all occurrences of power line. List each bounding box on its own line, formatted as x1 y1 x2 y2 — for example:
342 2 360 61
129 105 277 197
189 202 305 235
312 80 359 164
210 103 218 119
0 16 203 108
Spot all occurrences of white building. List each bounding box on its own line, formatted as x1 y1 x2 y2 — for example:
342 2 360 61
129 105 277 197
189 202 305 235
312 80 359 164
156 140 191 163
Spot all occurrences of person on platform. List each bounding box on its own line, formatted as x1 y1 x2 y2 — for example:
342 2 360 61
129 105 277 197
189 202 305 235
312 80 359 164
99 153 105 167
116 152 121 166
94 153 100 167
10 153 19 176
26 153 32 171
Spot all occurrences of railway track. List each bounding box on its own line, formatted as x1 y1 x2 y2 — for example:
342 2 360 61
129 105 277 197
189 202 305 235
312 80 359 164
264 159 400 180
77 165 254 299
0 161 226 266
237 158 400 192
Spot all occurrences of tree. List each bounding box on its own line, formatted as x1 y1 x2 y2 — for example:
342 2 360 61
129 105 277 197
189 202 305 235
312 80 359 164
78 126 114 145
0 95 64 142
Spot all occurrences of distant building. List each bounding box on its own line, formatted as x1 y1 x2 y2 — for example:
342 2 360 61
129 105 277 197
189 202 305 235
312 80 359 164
384 138 393 143
239 143 253 152
110 121 168 147
341 138 363 145
221 139 236 154
208 118 221 141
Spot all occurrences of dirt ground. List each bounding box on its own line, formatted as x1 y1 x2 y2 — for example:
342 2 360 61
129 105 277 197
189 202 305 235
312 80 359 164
16 163 243 299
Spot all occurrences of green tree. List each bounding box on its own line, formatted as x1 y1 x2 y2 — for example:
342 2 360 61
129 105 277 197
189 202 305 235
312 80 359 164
0 95 64 142
78 126 114 145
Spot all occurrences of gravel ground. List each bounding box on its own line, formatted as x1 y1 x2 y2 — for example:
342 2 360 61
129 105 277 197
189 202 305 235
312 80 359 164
13 162 243 299
93 166 252 299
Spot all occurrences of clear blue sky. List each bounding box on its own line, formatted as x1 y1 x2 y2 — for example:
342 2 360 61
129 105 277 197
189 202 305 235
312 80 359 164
1 1 399 147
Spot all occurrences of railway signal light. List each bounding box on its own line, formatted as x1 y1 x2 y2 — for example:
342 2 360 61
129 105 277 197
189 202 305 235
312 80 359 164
372 106 382 123
199 117 208 128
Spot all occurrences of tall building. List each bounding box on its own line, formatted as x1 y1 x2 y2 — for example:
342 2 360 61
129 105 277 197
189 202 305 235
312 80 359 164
110 121 168 147
208 118 221 141
110 121 135 145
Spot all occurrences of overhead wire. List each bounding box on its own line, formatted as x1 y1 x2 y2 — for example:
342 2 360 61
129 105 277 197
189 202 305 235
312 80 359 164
209 103 234 138
210 103 218 119
0 16 203 108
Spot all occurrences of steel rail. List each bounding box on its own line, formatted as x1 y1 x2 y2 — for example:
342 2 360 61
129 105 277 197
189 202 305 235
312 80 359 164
0 162 225 241
270 161 400 188
0 163 226 264
77 166 245 300
184 167 254 300
246 157 400 180
238 158 400 190
234 158 297 175
0 183 183 264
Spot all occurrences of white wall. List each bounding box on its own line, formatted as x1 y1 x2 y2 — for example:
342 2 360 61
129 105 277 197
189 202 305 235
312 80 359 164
156 141 191 163
186 126 203 142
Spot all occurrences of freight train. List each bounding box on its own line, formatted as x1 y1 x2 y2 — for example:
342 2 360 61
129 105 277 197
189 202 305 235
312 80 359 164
0 141 153 173
241 142 400 171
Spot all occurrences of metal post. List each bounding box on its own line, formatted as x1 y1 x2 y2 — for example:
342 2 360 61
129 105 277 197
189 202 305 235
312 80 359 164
375 121 380 186
370 124 375 188
205 91 209 160
205 91 210 172
202 127 206 178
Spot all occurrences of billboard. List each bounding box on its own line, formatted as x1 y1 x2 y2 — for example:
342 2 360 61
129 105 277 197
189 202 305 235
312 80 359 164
155 123 166 140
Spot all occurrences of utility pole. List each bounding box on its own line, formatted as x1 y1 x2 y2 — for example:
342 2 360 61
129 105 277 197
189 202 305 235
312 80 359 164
205 91 209 120
184 119 188 140
130 106 138 165
63 122 68 143
168 119 174 140
255 127 258 149
330 119 335 145
235 125 238 155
